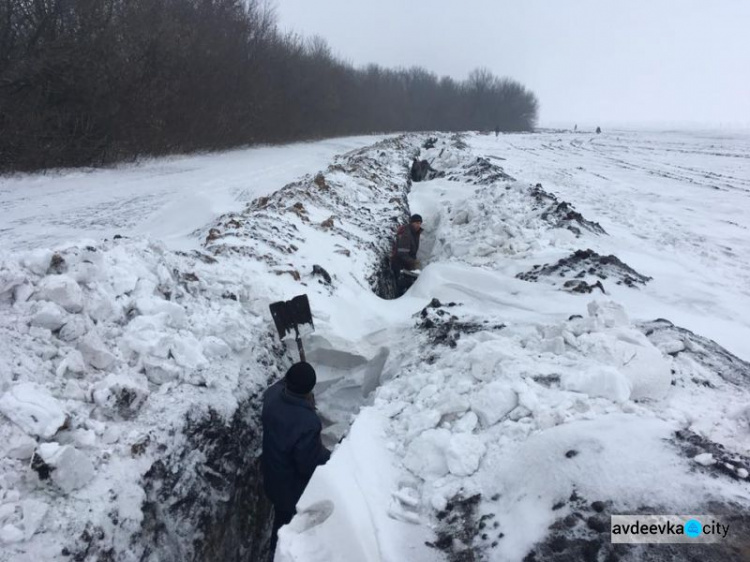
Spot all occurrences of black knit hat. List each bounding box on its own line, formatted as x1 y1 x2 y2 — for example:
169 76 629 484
285 362 316 394
410 214 423 223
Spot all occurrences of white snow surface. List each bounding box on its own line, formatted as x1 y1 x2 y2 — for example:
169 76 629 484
1 130 749 561
0 135 388 252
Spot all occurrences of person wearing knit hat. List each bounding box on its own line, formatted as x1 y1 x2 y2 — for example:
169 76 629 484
284 361 317 395
390 213 424 296
261 362 331 560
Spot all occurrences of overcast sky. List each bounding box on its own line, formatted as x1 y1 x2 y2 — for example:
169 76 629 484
273 0 750 129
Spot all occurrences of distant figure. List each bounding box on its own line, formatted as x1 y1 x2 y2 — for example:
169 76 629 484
596 126 602 134
262 362 331 560
390 213 423 296
494 125 500 137
574 124 578 132
410 157 439 182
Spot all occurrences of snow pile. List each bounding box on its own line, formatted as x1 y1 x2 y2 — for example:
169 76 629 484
0 236 285 560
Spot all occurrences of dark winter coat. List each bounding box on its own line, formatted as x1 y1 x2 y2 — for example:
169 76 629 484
261 380 331 512
391 224 422 272
410 159 438 182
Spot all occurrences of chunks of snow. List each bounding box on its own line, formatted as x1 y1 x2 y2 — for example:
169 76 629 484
467 343 504 381
20 499 48 540
35 443 95 493
575 306 672 401
435 391 470 416
562 367 632 402
0 524 24 544
0 383 66 439
92 374 149 420
454 411 478 433
649 334 686 355
446 433 486 476
693 453 716 466
78 331 116 370
87 292 122 324
0 503 15 521
33 275 84 313
470 381 517 427
587 300 629 329
55 350 86 378
73 429 97 449
541 336 565 355
391 487 419 508
20 249 53 276
201 336 232 359
13 282 34 304
4 434 37 460
404 412 487 477
58 316 87 342
406 409 441 437
403 428 451 477
141 357 181 385
108 267 139 296
57 428 98 450
169 334 208 371
0 269 28 304
29 302 67 331
616 337 672 400
68 248 104 285
121 315 172 360
135 297 186 327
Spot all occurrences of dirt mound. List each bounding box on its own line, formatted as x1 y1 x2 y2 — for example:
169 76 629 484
639 318 750 386
518 249 651 291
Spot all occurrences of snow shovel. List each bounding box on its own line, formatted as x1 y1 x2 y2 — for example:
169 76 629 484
269 294 314 362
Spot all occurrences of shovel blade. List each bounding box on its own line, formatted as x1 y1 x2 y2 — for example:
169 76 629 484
269 294 314 339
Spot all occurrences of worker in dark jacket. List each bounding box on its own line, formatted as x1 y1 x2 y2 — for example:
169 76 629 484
410 158 438 182
262 362 331 559
390 214 423 296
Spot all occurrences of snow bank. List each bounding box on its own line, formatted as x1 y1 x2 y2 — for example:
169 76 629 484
277 408 435 562
0 237 283 560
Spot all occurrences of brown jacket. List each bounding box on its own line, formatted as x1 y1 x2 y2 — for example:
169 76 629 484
391 224 422 271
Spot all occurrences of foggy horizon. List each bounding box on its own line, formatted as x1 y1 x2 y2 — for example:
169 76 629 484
274 0 750 130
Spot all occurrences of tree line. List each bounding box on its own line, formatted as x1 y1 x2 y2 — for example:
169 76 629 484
0 0 539 172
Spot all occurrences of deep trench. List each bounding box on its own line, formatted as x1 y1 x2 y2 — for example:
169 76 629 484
134 302 395 562
136 382 275 562
133 167 418 562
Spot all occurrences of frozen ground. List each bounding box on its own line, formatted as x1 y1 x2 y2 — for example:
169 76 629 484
1 130 749 562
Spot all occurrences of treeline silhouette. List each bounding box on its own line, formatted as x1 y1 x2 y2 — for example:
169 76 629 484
0 0 539 172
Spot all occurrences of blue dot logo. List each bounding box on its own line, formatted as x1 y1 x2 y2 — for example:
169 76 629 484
685 519 702 538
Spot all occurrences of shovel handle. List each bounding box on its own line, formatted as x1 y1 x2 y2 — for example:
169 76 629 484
294 325 306 362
